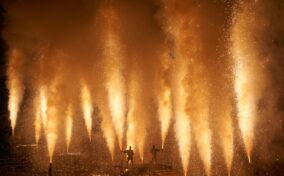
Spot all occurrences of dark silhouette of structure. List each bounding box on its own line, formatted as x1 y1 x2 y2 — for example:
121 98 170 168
122 146 134 167
48 163 52 176
150 145 162 164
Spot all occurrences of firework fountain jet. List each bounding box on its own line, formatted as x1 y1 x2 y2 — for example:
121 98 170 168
158 86 172 148
103 8 126 150
44 80 59 163
81 82 93 141
66 105 73 152
160 1 191 174
34 86 48 144
231 1 266 163
126 107 136 151
157 54 172 148
7 49 25 135
100 104 116 160
186 60 212 175
46 107 58 163
40 87 48 129
126 71 147 162
219 103 234 175
172 53 190 176
126 84 137 152
160 1 213 174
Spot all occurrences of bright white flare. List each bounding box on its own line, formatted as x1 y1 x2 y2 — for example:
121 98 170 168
7 49 24 135
81 82 93 140
66 105 73 152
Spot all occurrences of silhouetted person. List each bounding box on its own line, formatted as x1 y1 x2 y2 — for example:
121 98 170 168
150 145 162 164
48 163 52 176
122 146 134 167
